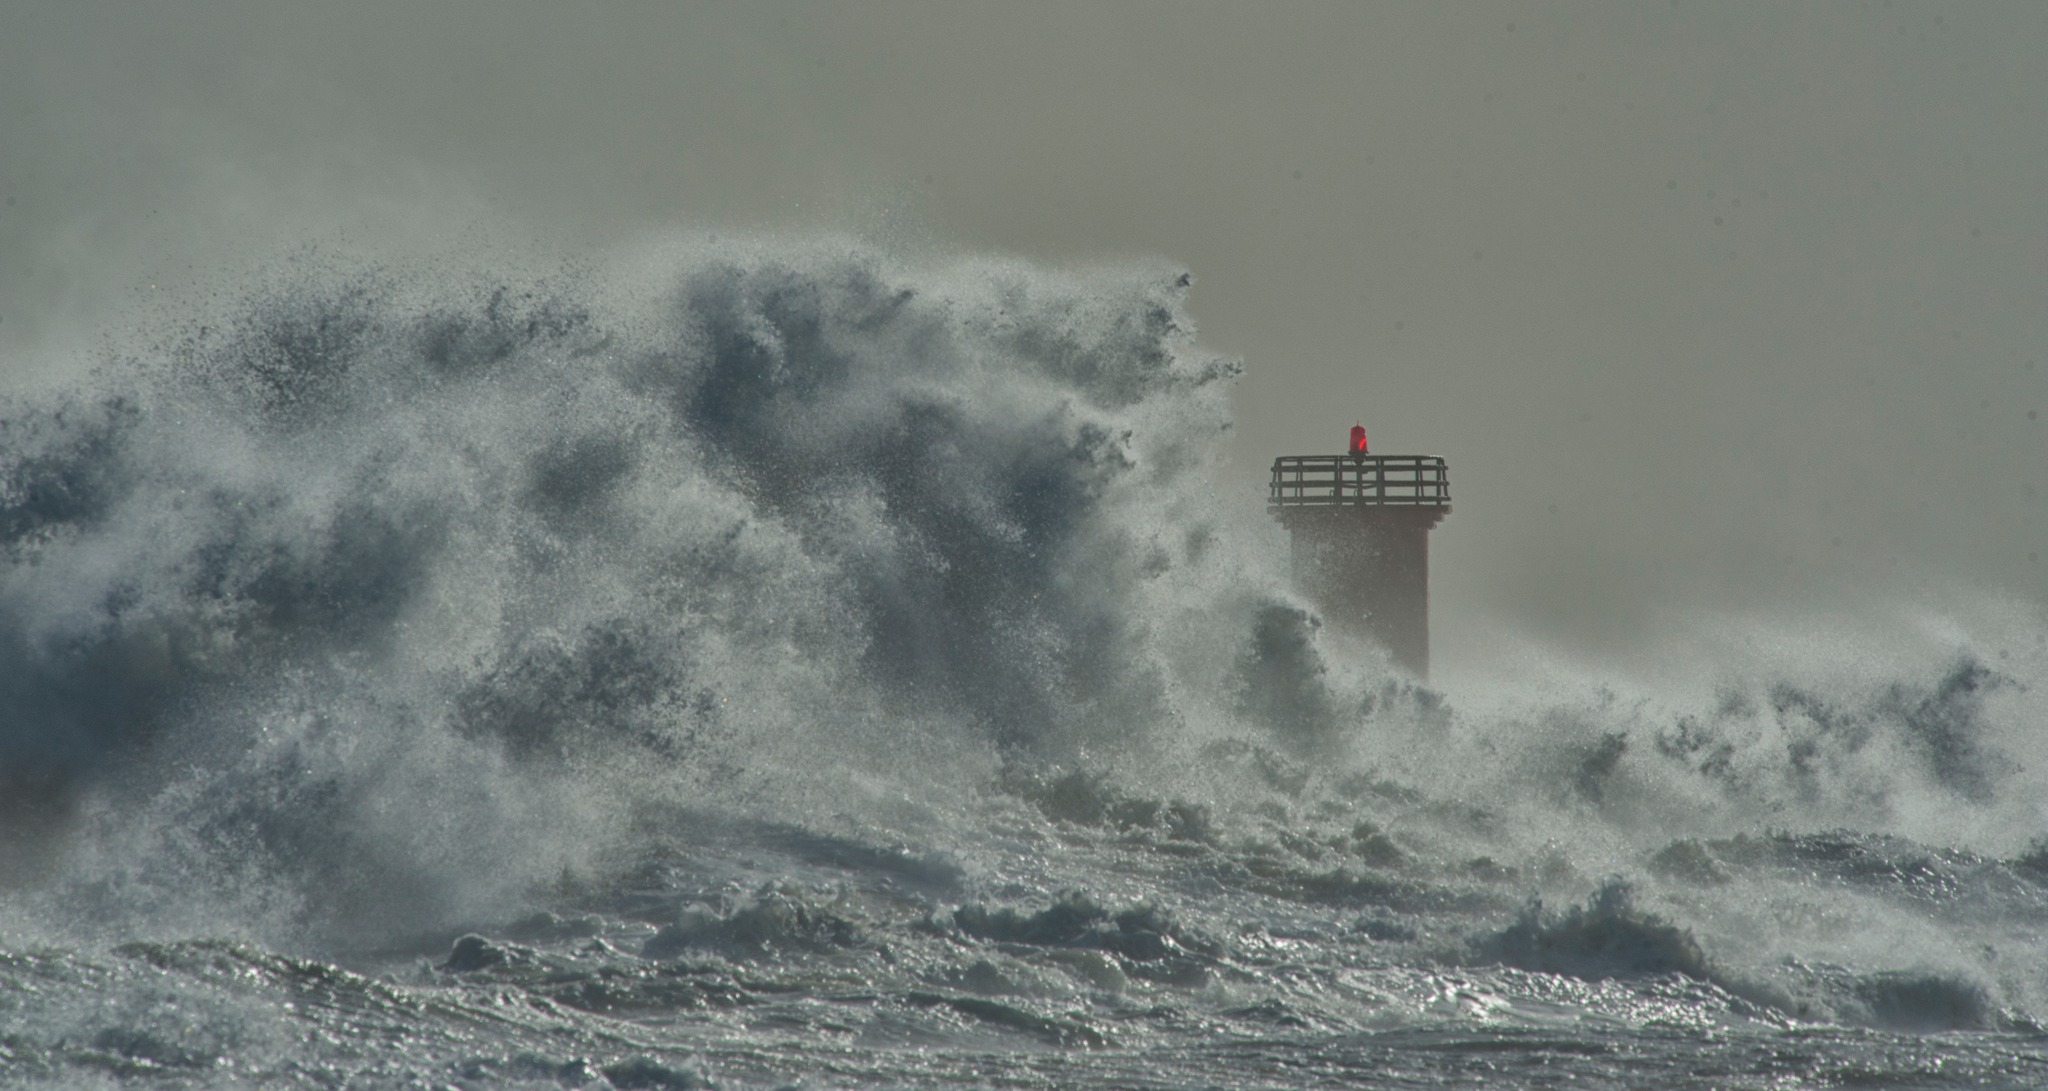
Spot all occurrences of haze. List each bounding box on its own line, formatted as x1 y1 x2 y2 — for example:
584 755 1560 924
3 1 2042 673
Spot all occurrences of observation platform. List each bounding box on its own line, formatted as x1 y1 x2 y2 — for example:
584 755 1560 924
1267 454 1451 526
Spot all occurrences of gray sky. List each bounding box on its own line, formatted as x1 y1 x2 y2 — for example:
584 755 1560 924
3 1 2043 671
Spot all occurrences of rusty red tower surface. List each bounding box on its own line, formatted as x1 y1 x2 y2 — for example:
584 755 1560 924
1268 437 1450 676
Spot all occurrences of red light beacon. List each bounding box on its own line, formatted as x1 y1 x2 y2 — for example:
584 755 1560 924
1348 422 1369 457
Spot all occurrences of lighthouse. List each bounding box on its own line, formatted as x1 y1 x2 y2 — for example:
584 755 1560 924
1268 428 1450 676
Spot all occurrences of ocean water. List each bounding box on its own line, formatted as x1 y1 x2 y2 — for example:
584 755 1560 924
2 241 2045 1088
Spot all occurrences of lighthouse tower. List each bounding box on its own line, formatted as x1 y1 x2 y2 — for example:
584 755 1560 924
1268 427 1450 676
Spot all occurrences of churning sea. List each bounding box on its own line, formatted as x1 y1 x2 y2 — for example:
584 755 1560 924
2 241 2044 1088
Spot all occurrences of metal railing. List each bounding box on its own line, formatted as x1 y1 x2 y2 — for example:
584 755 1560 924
1268 454 1450 508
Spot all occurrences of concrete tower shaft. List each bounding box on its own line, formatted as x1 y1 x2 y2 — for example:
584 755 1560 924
1269 454 1450 676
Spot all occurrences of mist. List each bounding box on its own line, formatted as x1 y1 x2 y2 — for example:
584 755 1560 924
3 1 2043 676
8 12 2048 1081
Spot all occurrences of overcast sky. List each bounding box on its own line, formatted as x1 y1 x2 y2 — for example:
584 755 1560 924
3 2 2043 673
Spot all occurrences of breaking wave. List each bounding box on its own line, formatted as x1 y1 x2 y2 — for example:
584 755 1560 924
0 240 1312 942
2 238 2046 1076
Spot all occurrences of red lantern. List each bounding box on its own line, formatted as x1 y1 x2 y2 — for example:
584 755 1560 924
1349 423 1369 455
